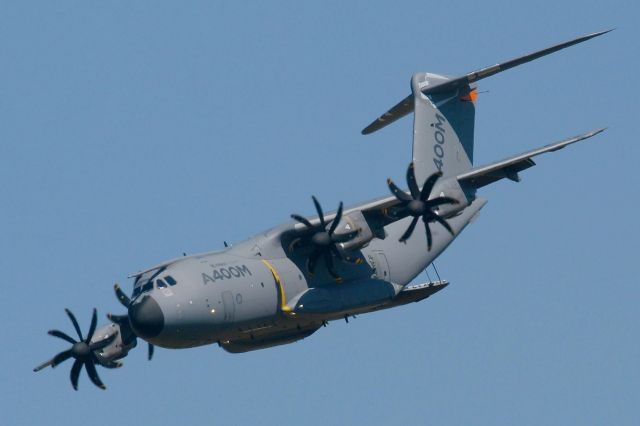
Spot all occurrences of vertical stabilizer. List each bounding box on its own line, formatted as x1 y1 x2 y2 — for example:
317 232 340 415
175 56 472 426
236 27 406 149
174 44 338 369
411 73 476 182
362 31 611 183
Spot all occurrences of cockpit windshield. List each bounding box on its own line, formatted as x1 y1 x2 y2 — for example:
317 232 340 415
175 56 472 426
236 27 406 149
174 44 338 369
132 268 178 298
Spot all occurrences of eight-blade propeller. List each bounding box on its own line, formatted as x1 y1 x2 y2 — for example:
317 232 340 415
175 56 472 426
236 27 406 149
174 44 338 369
33 308 117 390
387 163 459 249
291 196 358 281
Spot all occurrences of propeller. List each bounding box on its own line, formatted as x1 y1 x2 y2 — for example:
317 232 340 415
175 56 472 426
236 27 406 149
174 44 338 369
387 163 459 249
114 283 155 360
291 196 358 281
33 308 117 390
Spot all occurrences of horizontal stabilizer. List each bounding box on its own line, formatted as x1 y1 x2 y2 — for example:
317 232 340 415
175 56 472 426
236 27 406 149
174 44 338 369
362 30 612 135
457 128 606 189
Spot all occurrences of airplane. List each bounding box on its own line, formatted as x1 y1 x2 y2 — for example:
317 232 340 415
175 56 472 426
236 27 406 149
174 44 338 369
34 30 609 390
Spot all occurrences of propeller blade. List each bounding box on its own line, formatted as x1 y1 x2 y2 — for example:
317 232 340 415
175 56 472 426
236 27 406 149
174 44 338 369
406 163 421 199
399 216 420 242
148 343 154 361
70 359 83 390
34 349 72 372
84 360 106 390
65 309 84 341
89 332 118 351
430 213 455 236
307 248 323 275
114 284 131 308
48 330 77 345
328 202 343 235
291 214 314 229
312 196 326 228
323 250 341 281
33 360 54 372
387 178 412 202
106 313 129 325
51 349 73 368
422 216 434 250
86 308 98 343
420 172 443 201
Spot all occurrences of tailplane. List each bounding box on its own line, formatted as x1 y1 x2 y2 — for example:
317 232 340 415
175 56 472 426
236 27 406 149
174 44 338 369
362 30 612 182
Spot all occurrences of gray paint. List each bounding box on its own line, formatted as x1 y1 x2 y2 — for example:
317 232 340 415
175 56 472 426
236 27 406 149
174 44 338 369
34 31 608 379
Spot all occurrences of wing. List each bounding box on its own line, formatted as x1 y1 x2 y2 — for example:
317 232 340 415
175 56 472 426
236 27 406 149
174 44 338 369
300 128 605 237
457 128 605 189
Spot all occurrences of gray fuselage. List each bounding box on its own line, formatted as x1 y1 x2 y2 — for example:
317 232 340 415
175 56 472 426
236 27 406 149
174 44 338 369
127 198 485 353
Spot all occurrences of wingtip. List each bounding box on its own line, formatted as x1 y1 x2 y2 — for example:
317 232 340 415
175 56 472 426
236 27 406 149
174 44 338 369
579 29 614 41
594 28 615 36
589 127 608 137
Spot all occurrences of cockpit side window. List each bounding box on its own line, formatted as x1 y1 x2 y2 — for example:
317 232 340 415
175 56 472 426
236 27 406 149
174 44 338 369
165 276 177 286
131 266 167 297
156 279 167 288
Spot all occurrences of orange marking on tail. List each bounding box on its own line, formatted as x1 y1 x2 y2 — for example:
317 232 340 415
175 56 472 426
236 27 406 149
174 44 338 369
460 89 478 103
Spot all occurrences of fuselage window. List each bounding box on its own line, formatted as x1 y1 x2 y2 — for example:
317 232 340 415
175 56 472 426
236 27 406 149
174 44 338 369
156 279 167 288
165 276 177 286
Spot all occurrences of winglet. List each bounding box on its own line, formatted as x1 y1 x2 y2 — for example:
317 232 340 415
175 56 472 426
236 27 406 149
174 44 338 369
362 30 612 135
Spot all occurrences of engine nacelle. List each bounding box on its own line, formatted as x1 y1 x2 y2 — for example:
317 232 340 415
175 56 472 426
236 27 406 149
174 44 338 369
90 322 137 364
431 177 471 218
332 210 375 252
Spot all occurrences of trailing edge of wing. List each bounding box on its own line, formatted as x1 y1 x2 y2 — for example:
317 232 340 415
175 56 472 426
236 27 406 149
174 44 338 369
362 30 612 135
457 128 606 189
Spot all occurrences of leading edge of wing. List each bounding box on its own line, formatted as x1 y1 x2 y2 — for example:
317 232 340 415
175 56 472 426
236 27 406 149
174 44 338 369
290 129 604 233
457 128 606 189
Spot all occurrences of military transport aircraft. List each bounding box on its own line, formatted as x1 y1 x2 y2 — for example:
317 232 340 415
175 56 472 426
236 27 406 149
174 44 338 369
34 30 609 390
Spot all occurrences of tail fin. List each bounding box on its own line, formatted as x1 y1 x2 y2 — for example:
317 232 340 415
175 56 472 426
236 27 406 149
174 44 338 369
411 73 476 181
362 30 612 181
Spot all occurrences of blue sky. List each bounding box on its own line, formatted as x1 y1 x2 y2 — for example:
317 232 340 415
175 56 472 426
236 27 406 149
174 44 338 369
2 1 638 425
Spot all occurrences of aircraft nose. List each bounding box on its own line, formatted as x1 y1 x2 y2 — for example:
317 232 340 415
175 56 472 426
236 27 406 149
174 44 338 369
129 295 164 339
